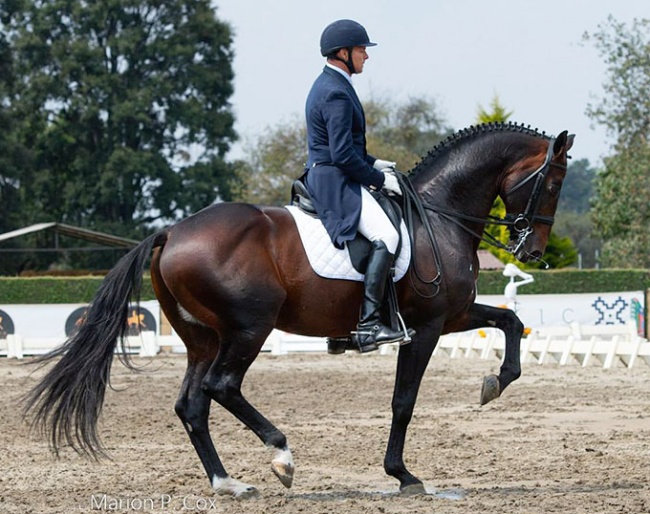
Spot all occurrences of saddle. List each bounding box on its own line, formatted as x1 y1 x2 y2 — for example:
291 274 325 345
291 179 404 274
291 179 413 353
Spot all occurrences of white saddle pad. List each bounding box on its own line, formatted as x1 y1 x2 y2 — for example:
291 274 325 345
285 205 411 282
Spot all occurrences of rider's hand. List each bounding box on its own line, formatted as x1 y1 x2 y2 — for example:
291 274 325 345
373 159 396 171
382 172 402 196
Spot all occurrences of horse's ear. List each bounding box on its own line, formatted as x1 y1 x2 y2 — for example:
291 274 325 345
553 130 574 155
566 133 575 151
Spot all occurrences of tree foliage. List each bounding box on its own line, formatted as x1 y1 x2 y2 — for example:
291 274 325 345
365 95 452 169
557 158 596 214
0 6 25 235
3 0 237 239
235 118 307 206
583 16 650 147
592 144 650 267
476 95 513 124
584 16 650 267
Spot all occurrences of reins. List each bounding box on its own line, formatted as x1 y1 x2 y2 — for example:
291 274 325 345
396 173 443 298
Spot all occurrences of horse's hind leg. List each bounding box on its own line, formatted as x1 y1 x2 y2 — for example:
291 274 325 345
200 327 295 490
174 333 260 499
464 303 524 405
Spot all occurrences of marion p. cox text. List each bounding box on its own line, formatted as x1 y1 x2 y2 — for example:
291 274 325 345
90 494 220 511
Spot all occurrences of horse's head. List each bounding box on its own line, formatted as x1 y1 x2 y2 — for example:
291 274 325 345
500 130 575 263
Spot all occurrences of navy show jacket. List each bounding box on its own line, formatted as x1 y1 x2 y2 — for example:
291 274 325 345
304 66 386 249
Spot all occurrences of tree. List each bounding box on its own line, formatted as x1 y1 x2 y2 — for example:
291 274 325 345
476 95 513 124
591 145 650 267
5 0 238 240
557 158 596 213
553 210 600 268
584 16 650 267
0 5 36 243
365 95 452 169
584 16 650 147
235 118 307 206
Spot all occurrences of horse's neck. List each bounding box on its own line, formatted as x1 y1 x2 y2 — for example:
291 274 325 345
413 144 505 219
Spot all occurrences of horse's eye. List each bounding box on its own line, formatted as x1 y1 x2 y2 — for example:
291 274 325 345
548 182 561 196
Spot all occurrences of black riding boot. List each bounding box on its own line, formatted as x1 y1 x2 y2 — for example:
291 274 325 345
353 240 407 353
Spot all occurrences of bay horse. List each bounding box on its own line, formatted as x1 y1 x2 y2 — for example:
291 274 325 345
24 122 573 498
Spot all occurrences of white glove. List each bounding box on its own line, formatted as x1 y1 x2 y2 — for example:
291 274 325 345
382 172 402 196
373 159 396 171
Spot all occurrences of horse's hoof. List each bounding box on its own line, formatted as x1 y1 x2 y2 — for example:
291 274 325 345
214 476 260 499
400 482 426 496
271 460 294 488
234 486 260 500
480 374 501 405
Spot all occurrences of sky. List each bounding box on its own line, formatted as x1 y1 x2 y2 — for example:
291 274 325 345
213 1 648 168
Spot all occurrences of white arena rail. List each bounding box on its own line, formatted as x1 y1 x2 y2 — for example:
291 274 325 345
1 331 159 359
433 321 650 369
2 324 649 370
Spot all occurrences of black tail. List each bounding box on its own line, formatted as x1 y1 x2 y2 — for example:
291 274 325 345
23 231 166 458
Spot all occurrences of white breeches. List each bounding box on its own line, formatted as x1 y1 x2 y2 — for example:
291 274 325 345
357 187 399 254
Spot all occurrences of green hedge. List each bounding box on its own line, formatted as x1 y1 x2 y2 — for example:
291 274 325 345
0 270 649 304
0 276 156 304
477 269 650 295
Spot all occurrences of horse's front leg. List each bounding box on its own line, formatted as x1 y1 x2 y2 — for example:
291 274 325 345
463 302 524 405
384 328 439 494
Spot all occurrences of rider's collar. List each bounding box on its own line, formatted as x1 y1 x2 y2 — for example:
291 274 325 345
325 62 353 85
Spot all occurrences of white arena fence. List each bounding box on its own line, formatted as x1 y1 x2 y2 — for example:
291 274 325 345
0 290 648 369
1 322 649 370
431 322 650 369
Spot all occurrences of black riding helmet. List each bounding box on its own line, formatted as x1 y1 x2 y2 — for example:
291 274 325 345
320 19 377 74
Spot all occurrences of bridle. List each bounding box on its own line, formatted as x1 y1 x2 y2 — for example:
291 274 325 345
501 137 566 255
396 137 566 293
419 137 565 254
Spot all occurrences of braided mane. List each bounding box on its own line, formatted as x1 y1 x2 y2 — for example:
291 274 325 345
409 121 550 178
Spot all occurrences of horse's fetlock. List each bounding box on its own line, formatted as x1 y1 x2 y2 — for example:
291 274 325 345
384 453 406 478
267 433 287 450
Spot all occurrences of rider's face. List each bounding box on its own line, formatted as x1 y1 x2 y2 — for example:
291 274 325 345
350 46 369 74
338 46 369 74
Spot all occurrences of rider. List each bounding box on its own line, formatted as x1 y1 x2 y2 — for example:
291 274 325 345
303 19 409 353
